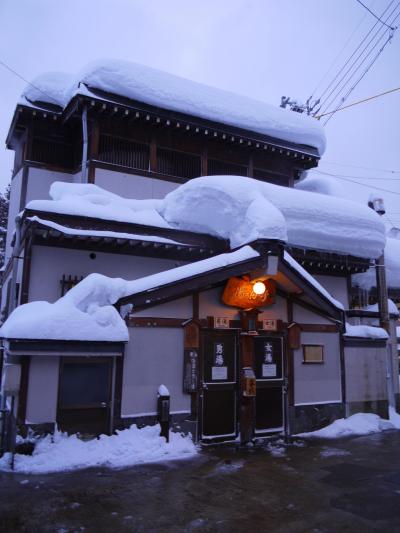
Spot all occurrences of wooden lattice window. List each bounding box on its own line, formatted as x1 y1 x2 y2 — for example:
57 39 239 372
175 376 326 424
60 275 84 297
208 158 247 176
31 137 74 168
98 134 150 170
157 147 201 178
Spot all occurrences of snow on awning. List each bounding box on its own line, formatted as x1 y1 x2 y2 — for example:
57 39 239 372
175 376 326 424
19 59 326 155
0 247 261 343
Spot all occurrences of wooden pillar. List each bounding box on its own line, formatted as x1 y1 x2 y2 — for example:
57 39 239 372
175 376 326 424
286 297 294 406
88 120 100 184
248 154 254 178
150 135 157 172
239 334 255 444
201 145 208 176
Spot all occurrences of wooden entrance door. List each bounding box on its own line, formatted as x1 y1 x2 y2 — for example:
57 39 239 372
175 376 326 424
57 357 114 436
254 336 284 435
201 330 238 441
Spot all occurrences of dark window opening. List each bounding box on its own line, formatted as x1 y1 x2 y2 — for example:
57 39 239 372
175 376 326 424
157 147 201 178
208 158 247 176
31 137 75 169
98 134 149 170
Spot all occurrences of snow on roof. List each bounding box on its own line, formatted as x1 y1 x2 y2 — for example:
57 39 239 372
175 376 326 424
352 237 400 289
0 247 258 342
26 177 386 259
27 182 169 229
283 251 344 310
162 176 385 258
344 323 388 339
19 59 326 154
364 299 399 316
21 72 73 108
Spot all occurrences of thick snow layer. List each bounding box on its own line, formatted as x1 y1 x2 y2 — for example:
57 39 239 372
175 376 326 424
20 72 73 108
162 176 385 258
0 274 130 342
0 247 258 341
283 251 344 310
26 178 386 259
0 424 197 474
397 326 400 338
364 299 399 316
20 59 326 154
158 384 170 396
297 412 397 439
27 182 168 229
353 237 400 289
344 323 388 339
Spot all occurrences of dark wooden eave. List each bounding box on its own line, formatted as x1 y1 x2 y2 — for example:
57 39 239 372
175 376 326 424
5 339 125 356
287 246 371 275
21 208 229 261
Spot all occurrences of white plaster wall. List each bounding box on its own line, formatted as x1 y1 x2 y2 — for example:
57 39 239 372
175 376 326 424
5 168 23 263
258 295 287 322
294 332 342 405
314 275 349 308
25 167 72 204
293 304 333 325
25 356 59 424
199 287 240 321
131 297 192 318
345 346 388 402
122 327 190 416
95 168 178 199
28 246 182 302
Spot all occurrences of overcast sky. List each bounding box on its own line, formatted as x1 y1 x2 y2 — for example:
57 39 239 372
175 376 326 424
0 0 399 225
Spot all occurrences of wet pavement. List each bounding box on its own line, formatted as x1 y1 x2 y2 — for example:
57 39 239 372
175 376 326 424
1 431 400 532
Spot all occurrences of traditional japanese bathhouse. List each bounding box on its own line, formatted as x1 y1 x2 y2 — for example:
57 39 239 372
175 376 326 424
0 60 398 444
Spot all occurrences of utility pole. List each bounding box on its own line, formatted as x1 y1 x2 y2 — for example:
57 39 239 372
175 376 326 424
368 196 395 409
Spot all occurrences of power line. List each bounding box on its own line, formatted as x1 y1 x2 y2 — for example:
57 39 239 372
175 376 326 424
323 13 400 125
319 4 399 119
315 86 400 118
321 161 400 174
355 0 397 29
313 1 395 110
0 59 59 105
316 169 400 181
311 169 400 196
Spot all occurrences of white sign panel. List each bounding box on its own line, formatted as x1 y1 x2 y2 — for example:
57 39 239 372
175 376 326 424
212 366 228 380
263 319 277 331
262 364 277 377
214 317 230 329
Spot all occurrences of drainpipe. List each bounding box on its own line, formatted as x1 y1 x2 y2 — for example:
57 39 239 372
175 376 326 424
9 215 22 314
81 105 88 183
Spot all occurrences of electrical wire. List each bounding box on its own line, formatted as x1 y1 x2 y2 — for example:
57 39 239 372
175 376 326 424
315 86 400 119
318 4 399 118
321 161 400 173
0 59 59 105
355 0 396 29
316 170 400 181
310 169 400 196
314 1 395 108
323 13 400 125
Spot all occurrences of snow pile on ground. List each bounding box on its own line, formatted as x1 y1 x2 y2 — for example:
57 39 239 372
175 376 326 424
0 424 197 474
27 182 167 229
162 175 385 257
19 59 326 154
344 323 388 339
0 247 258 341
353 237 400 289
364 299 399 316
297 412 396 439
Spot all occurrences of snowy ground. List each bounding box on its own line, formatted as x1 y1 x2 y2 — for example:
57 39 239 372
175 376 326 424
0 424 197 474
1 410 400 474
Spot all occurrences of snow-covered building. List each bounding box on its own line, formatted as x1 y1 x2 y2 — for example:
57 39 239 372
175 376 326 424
0 60 398 445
